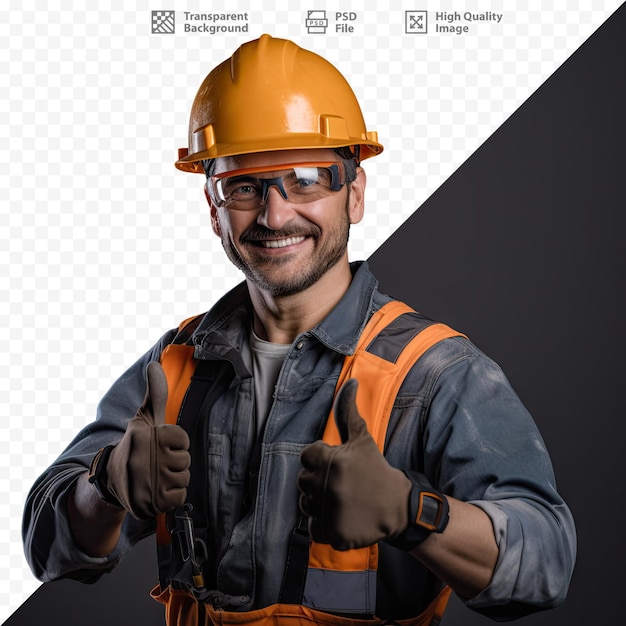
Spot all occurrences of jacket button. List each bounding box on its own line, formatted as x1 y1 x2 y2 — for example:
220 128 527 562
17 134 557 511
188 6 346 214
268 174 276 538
295 341 304 350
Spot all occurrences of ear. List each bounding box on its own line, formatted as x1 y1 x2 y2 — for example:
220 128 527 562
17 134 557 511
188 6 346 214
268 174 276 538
347 167 366 225
204 186 222 237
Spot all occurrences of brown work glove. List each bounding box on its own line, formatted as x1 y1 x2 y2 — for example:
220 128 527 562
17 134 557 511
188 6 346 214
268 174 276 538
90 361 191 520
298 378 451 551
297 378 413 550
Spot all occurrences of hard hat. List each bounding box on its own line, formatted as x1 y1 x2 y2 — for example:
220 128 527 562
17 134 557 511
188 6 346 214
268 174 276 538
175 34 383 173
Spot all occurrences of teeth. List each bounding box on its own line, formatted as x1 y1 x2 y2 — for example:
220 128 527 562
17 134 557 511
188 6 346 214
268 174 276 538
261 236 306 249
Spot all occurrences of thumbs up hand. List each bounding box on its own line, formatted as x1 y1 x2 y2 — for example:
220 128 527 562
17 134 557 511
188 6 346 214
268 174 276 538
101 361 191 520
297 378 412 550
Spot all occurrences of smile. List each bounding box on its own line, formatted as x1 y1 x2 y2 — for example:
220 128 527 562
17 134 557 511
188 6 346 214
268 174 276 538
259 236 306 249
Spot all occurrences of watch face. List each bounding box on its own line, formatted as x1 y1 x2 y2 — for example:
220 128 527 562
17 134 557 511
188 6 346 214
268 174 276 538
415 491 449 532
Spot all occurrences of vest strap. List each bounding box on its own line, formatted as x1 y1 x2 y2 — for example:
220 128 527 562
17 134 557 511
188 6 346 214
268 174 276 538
303 301 465 616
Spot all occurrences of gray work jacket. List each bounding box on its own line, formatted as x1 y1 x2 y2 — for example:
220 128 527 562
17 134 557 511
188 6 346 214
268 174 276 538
22 261 576 621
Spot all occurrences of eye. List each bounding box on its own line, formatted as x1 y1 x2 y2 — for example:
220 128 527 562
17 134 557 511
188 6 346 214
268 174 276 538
292 167 328 189
234 183 257 196
222 176 262 199
295 175 317 188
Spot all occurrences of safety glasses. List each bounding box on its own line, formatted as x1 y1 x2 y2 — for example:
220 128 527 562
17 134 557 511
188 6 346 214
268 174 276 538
206 159 357 211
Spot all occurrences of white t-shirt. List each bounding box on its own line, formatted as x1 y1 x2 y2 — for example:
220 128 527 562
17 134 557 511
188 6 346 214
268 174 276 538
249 329 291 437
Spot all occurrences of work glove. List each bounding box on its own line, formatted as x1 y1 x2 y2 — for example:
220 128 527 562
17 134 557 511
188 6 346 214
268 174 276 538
88 361 191 519
297 378 449 551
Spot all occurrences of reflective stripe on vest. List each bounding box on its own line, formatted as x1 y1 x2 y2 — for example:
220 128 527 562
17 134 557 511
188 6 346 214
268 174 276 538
151 582 452 626
303 301 464 614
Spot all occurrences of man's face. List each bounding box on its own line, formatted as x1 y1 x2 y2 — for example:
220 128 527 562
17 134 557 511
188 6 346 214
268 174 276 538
207 149 366 297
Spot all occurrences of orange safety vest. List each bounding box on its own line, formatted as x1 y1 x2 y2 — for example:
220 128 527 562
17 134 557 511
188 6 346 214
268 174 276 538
152 300 464 626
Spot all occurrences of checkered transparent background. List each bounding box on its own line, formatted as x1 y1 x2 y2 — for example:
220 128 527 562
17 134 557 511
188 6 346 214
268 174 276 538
0 0 620 620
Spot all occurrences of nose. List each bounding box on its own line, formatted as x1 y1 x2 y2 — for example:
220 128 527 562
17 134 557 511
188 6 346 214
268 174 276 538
256 186 298 231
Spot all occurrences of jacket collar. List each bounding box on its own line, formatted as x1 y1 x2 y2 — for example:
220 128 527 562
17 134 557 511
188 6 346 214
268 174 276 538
308 261 379 355
191 261 379 359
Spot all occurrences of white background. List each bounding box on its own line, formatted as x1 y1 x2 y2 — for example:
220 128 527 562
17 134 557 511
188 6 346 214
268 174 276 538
0 1 621 621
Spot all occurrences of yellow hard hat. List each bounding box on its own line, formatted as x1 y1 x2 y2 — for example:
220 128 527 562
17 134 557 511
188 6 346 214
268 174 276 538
175 34 383 173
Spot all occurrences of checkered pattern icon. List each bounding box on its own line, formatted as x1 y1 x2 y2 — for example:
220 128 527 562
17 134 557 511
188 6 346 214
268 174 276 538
152 10 175 34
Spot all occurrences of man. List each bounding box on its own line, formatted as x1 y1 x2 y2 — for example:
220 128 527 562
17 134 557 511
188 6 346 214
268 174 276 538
23 35 576 625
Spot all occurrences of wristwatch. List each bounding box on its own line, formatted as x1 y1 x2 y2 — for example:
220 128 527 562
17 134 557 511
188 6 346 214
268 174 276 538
386 471 450 550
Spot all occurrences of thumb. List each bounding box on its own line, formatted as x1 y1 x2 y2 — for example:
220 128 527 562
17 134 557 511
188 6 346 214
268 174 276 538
334 378 369 444
143 361 168 426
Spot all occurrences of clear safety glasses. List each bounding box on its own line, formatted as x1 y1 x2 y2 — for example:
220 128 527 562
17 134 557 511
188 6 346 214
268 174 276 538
206 159 357 211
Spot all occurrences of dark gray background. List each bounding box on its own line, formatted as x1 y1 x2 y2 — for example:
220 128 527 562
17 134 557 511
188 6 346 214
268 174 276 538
5 4 625 624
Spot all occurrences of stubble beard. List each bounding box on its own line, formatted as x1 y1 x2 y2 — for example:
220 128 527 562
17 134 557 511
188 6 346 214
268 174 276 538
221 204 351 297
